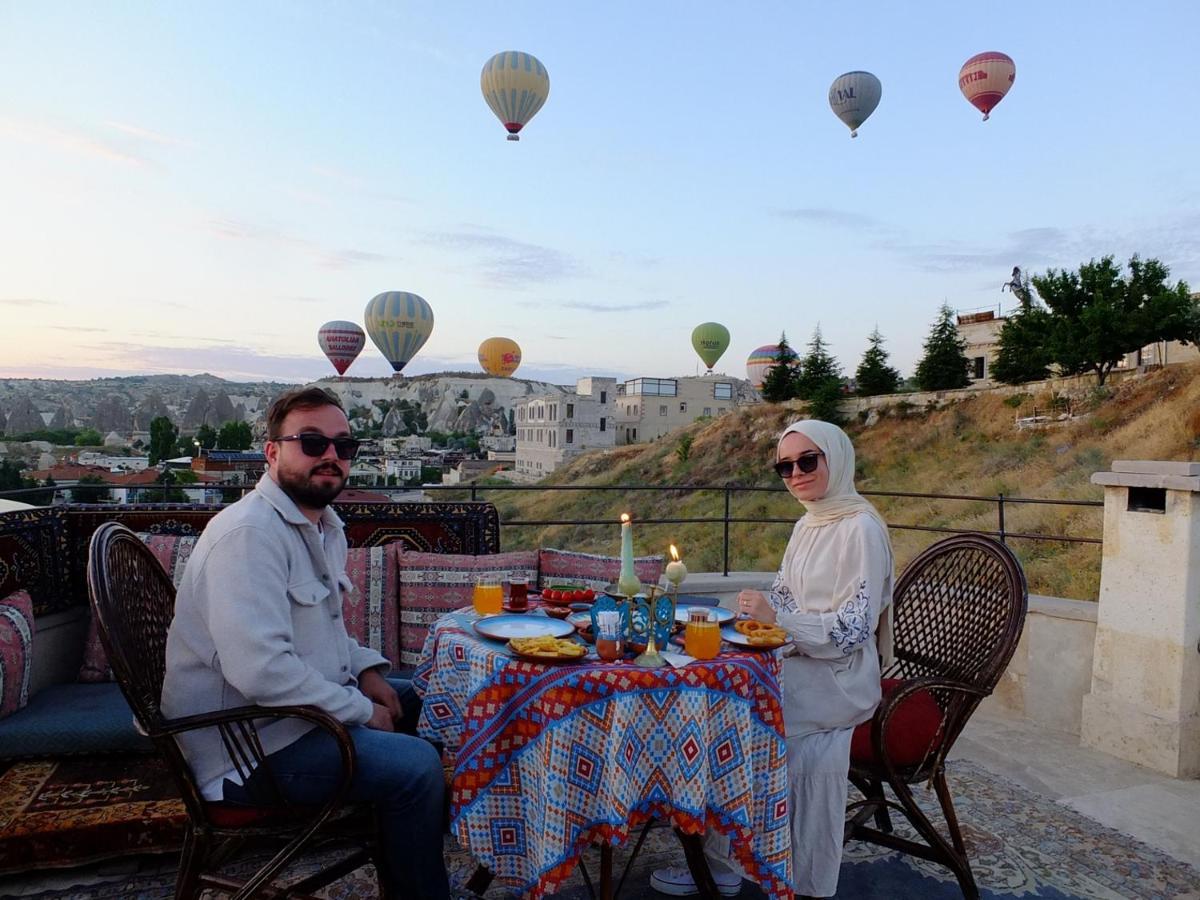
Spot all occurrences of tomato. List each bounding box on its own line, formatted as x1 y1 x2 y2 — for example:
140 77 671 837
571 589 586 601
544 589 559 602
582 589 595 602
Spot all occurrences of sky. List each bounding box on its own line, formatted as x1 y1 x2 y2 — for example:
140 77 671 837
2 1 1199 386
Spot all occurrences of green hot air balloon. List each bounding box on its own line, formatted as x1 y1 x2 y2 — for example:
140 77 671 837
691 322 730 372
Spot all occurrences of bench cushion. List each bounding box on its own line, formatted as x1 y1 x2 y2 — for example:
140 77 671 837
397 550 539 666
1 590 34 720
342 544 402 667
0 682 152 760
78 534 197 683
537 548 665 591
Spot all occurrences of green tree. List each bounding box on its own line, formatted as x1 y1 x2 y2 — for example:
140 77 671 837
854 327 901 396
148 416 178 466
74 428 104 446
915 303 971 391
991 306 1055 384
806 379 846 425
1032 255 1198 385
216 420 253 450
760 332 800 403
675 434 694 463
194 424 218 450
795 325 843 400
155 469 188 502
73 473 111 502
0 460 27 491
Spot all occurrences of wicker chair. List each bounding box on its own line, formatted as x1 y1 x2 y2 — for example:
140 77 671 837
86 521 387 899
845 533 1028 899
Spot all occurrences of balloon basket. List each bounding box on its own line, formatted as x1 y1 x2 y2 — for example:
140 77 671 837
506 134 520 141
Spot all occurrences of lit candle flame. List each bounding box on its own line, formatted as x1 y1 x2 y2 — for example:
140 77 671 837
621 513 630 524
669 544 679 561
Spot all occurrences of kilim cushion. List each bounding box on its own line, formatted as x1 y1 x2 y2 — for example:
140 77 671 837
342 544 401 667
77 534 198 683
536 547 665 591
396 549 538 666
0 590 34 720
0 754 185 875
850 678 946 768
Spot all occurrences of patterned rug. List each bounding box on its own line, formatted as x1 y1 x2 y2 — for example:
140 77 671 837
5 760 1198 899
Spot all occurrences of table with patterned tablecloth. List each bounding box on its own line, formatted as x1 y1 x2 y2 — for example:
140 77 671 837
415 608 792 899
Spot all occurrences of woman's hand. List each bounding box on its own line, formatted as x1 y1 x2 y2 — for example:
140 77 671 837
736 590 777 623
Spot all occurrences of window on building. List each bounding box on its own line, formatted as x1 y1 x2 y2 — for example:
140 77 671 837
566 403 574 418
632 428 637 440
566 429 574 443
599 391 606 404
659 405 668 416
713 383 733 400
626 378 678 397
599 417 606 432
703 407 711 416
972 356 985 379
679 402 687 413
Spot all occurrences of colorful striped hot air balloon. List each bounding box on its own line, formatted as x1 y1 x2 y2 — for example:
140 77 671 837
828 71 882 138
958 52 1015 121
481 51 550 141
363 292 434 375
478 337 522 377
317 320 365 377
746 344 784 391
691 322 731 372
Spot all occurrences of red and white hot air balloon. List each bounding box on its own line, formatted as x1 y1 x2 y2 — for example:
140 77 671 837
317 320 365 376
958 51 1015 121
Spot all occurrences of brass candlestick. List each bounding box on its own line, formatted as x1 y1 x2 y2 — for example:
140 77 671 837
633 585 667 668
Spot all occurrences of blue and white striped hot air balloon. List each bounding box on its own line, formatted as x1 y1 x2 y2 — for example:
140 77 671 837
481 51 549 141
364 292 434 375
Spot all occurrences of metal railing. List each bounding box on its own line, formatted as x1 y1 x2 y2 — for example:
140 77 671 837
1 480 1103 576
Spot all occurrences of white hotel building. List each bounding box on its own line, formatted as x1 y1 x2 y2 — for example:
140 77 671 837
514 378 617 478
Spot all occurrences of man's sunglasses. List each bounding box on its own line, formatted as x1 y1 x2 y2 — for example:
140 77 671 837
275 433 361 460
773 452 824 478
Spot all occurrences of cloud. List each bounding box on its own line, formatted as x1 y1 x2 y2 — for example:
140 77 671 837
562 300 669 313
772 207 882 229
423 227 583 285
608 250 662 268
48 325 109 333
0 298 55 307
207 218 392 269
0 116 149 167
104 121 187 147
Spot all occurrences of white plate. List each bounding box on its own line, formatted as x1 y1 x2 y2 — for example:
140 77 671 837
473 615 575 641
674 605 735 625
720 625 790 650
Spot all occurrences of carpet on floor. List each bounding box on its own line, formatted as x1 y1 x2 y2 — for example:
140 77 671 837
5 760 1198 899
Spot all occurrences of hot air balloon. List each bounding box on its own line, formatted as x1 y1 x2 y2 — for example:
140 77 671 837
691 322 730 372
958 52 1015 121
363 291 434 375
478 337 522 377
746 344 784 391
828 71 882 138
317 320 365 377
481 51 550 141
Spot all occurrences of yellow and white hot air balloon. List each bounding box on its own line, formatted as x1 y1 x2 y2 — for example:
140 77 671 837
958 52 1015 121
363 291 434 375
478 337 522 377
481 51 549 141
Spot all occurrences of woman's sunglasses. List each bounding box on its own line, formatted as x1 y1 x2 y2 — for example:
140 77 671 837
275 433 361 460
774 452 824 478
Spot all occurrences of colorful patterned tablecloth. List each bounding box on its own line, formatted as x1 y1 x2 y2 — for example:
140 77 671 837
415 609 792 898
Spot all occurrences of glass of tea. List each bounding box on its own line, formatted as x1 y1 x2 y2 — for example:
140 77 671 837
508 577 529 611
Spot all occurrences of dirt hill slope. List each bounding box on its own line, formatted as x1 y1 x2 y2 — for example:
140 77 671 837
486 362 1200 601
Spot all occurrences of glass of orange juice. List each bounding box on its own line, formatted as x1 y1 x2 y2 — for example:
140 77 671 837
472 579 503 616
684 608 721 660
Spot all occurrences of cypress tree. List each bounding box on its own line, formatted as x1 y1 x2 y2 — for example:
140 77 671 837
854 327 901 396
914 304 971 391
760 332 800 402
795 325 843 400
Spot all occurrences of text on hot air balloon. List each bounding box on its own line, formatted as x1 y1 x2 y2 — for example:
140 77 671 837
831 87 856 103
959 70 990 87
374 320 418 329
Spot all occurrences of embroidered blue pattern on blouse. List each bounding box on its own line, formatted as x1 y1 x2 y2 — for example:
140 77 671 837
830 580 872 655
768 567 799 613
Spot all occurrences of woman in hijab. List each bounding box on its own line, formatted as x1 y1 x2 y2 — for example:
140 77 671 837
745 418 894 898
651 419 893 900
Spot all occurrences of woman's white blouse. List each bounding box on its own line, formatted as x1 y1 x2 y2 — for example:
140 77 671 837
766 511 893 738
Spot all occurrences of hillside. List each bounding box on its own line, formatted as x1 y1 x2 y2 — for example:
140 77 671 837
486 361 1200 601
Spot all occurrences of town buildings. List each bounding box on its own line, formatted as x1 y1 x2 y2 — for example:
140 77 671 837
514 377 616 478
613 375 740 444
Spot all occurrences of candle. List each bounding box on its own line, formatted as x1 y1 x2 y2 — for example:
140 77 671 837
665 544 688 590
617 513 641 597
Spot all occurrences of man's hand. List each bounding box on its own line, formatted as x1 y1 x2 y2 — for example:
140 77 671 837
358 668 403 725
366 703 396 732
737 590 777 623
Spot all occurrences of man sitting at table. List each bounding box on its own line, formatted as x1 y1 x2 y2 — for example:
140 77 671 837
161 387 450 900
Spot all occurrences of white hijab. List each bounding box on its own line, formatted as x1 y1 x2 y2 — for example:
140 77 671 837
778 419 895 665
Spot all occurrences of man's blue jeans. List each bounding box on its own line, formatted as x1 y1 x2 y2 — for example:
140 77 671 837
223 677 448 900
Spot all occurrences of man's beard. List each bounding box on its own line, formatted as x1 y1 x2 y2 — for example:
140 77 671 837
277 464 347 509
